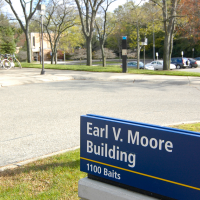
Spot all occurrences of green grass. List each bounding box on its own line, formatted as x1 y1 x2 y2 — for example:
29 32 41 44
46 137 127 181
170 123 200 132
21 62 122 73
0 123 200 199
0 149 86 200
21 62 200 77
92 61 121 64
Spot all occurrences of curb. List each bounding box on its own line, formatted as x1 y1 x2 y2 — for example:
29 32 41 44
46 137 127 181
1 120 199 172
0 146 80 172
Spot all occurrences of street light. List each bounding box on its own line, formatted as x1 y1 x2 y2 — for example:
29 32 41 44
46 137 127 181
192 48 194 58
181 51 184 59
156 52 158 60
37 4 46 75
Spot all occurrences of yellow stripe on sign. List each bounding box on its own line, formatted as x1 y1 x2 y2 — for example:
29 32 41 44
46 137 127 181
80 157 200 191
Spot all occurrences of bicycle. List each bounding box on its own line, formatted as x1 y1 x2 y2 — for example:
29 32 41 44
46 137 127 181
7 54 22 69
0 54 12 70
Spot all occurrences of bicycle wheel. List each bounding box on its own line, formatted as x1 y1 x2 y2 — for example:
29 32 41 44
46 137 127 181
2 59 12 70
14 58 22 69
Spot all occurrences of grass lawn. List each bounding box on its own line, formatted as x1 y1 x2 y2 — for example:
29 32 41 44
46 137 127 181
0 149 86 200
0 123 200 199
21 62 200 77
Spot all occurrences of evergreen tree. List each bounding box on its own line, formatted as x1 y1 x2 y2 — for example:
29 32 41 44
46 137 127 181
0 14 16 54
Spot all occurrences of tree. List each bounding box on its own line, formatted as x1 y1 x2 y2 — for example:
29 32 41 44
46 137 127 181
0 14 16 53
151 0 180 70
58 25 85 55
43 0 77 64
71 48 87 60
141 1 163 60
94 48 116 59
106 23 127 58
74 0 106 66
0 0 5 9
176 0 200 45
124 0 148 69
95 1 116 67
4 0 43 62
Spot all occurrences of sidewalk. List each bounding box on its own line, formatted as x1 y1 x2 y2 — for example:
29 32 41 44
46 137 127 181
1 68 200 87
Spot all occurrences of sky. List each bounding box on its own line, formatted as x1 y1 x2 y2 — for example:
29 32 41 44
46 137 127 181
4 0 123 14
108 0 127 12
4 0 147 20
108 0 147 12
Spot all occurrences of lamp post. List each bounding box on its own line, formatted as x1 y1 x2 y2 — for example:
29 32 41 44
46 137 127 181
156 52 158 60
37 4 46 75
181 51 184 59
143 37 147 67
153 22 155 61
192 48 194 58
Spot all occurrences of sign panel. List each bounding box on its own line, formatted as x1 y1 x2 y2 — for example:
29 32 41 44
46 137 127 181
122 49 127 56
80 114 200 200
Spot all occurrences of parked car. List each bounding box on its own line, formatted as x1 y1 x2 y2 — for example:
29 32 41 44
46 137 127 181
194 57 200 67
144 65 154 70
171 57 190 69
145 60 176 70
188 58 198 68
121 61 144 69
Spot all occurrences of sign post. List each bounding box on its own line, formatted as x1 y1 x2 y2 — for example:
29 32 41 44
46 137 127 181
156 52 158 60
181 51 184 59
122 36 127 73
80 114 200 200
192 48 194 58
141 37 148 67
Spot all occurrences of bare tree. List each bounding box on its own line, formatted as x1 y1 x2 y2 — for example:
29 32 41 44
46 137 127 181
74 0 105 66
127 0 147 69
43 0 77 64
162 0 178 70
72 48 87 61
94 48 116 60
142 1 162 61
4 0 43 63
95 0 116 67
151 0 180 70
0 0 5 9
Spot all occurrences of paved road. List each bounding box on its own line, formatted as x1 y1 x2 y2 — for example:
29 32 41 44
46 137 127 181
177 67 200 73
0 68 200 168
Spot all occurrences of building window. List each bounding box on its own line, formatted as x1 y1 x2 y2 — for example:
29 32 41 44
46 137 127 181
33 36 35 47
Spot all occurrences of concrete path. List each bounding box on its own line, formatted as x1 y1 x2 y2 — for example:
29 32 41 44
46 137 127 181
1 68 200 87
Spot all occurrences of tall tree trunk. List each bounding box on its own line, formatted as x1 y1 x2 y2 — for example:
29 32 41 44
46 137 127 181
51 53 54 64
25 27 31 63
137 22 140 69
86 37 92 66
100 42 106 67
163 35 170 70
55 51 57 64
169 33 174 62
162 0 177 70
169 20 175 61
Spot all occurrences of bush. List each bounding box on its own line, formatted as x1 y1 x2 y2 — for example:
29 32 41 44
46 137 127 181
16 50 27 61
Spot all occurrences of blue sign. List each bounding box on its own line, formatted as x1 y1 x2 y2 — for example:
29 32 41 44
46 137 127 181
80 114 200 200
122 36 127 40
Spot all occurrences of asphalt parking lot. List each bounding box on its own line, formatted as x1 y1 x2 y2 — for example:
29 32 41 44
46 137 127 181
0 68 200 169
